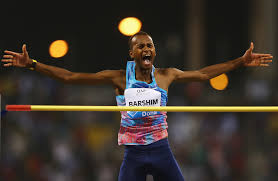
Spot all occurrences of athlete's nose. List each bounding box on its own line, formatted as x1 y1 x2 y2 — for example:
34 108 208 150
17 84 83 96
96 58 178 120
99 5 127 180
142 47 151 54
142 44 151 51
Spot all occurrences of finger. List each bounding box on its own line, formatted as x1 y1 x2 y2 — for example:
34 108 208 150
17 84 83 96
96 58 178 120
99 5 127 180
1 59 13 62
4 50 19 56
22 44 29 57
260 64 270 67
262 56 273 60
254 55 272 59
250 42 254 51
2 55 14 59
3 63 13 67
262 60 273 63
253 53 272 57
261 56 273 60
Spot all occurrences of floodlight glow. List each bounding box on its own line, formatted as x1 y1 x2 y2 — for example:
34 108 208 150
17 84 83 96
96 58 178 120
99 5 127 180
49 40 69 58
118 17 142 36
209 73 229 90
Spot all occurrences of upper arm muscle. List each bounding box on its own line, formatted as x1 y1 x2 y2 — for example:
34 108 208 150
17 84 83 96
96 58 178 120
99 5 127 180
66 70 124 85
171 68 208 82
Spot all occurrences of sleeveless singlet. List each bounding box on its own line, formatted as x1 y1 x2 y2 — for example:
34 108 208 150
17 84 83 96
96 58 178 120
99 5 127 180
116 61 168 145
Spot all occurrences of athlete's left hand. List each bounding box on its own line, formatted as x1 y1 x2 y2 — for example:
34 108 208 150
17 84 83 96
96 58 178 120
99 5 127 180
242 42 273 67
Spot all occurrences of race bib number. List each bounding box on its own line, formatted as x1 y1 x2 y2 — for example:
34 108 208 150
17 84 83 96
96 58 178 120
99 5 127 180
125 88 161 107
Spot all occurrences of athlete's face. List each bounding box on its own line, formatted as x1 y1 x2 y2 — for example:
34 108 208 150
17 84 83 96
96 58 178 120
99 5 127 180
129 35 156 70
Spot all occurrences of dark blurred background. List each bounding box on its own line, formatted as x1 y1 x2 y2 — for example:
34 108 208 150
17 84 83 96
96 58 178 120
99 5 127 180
1 0 278 181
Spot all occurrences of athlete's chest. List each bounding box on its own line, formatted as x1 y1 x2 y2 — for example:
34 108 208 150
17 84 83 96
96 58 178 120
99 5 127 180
125 88 161 107
115 71 169 95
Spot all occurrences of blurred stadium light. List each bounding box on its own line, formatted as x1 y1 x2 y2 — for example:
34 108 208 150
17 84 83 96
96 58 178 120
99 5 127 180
209 73 229 90
118 17 142 36
49 40 69 58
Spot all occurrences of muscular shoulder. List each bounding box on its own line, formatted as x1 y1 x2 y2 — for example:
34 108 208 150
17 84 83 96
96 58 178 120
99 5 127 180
154 68 178 90
94 69 125 80
108 69 125 77
108 69 125 81
99 69 125 76
109 69 125 95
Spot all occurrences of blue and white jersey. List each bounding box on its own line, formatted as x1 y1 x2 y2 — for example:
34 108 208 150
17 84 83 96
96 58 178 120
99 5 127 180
116 61 168 145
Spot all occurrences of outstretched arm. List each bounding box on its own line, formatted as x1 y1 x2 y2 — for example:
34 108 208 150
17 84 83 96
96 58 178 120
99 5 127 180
171 42 273 82
1 44 123 85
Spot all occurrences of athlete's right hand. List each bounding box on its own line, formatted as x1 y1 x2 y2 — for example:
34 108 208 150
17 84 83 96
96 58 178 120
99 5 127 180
1 44 33 68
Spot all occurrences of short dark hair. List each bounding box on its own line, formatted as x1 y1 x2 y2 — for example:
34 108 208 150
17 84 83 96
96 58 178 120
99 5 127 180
128 31 151 50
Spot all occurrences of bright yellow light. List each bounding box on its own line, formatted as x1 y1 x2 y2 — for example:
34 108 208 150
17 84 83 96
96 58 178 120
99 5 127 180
49 40 69 58
209 73 229 90
118 17 142 36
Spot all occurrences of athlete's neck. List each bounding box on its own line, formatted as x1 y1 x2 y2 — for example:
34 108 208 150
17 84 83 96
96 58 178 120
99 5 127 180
135 66 152 84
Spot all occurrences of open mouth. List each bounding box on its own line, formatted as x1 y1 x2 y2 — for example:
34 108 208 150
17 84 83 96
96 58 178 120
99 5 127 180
142 55 152 65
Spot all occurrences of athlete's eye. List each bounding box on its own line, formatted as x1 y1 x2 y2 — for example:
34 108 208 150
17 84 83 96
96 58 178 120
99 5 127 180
138 44 144 49
147 44 153 48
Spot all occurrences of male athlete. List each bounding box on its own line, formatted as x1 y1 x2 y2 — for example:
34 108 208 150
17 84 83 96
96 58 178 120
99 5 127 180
1 31 273 181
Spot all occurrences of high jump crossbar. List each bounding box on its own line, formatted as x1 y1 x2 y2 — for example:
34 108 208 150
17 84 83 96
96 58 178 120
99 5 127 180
5 105 278 112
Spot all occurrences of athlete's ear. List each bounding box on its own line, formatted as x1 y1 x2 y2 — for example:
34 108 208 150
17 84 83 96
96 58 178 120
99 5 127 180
129 50 134 59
